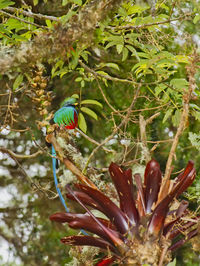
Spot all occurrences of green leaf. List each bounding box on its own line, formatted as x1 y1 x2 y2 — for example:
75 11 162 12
104 63 119 71
116 44 123 54
122 47 129 61
96 70 110 77
80 50 89 63
175 55 189 64
0 0 14 9
33 0 38 5
45 20 52 28
155 84 167 96
75 77 82 82
62 0 68 6
13 74 23 91
193 14 200 24
71 94 79 99
81 107 98 120
81 80 85 87
126 45 136 54
81 99 103 108
105 35 124 42
190 103 200 111
167 258 176 266
72 0 82 5
105 41 117 49
78 112 87 133
105 36 124 50
163 108 173 123
189 132 200 151
60 10 76 23
192 110 200 121
170 78 189 91
172 109 181 127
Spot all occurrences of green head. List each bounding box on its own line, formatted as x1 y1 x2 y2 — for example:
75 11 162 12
61 97 77 107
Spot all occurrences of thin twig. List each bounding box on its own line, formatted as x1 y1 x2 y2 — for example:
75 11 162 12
0 10 47 29
4 7 59 22
76 128 114 153
0 147 43 159
109 13 192 31
95 78 118 113
79 60 167 86
158 245 170 266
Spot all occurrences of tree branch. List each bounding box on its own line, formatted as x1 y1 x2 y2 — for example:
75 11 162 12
158 52 200 203
46 133 97 189
109 13 192 31
0 147 43 159
0 10 47 28
0 0 123 74
4 7 59 22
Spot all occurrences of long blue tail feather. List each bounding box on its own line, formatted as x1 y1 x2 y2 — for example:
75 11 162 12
52 145 69 212
52 144 88 235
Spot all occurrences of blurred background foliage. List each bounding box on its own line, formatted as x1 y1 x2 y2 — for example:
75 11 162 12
0 0 200 265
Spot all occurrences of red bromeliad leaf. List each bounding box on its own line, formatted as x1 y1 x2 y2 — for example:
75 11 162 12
66 185 127 253
148 183 183 235
175 162 196 197
66 191 105 213
134 173 145 216
144 159 162 214
95 256 115 266
75 184 130 235
61 235 118 254
109 163 139 225
50 212 120 244
175 161 194 183
148 161 196 236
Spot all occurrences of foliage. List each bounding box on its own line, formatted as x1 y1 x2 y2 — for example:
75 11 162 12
0 0 200 265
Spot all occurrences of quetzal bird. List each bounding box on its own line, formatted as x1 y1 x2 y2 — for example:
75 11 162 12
51 97 78 213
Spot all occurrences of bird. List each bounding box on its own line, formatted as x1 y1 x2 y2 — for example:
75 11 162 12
53 97 78 130
51 97 78 213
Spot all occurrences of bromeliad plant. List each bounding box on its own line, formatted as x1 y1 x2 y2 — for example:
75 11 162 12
50 159 199 266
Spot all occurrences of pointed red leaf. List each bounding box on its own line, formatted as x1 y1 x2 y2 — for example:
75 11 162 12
148 182 184 235
175 161 194 183
66 191 105 213
144 159 162 214
134 173 145 216
109 163 139 225
175 162 196 197
148 160 196 236
50 212 120 244
61 235 118 254
66 185 128 253
75 184 130 235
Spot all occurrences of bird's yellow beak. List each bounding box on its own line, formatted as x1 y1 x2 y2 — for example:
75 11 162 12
74 102 78 106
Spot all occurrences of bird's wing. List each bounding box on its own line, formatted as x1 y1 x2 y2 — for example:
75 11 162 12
54 106 76 127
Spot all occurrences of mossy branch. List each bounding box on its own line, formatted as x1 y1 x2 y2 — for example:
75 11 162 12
0 0 123 75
